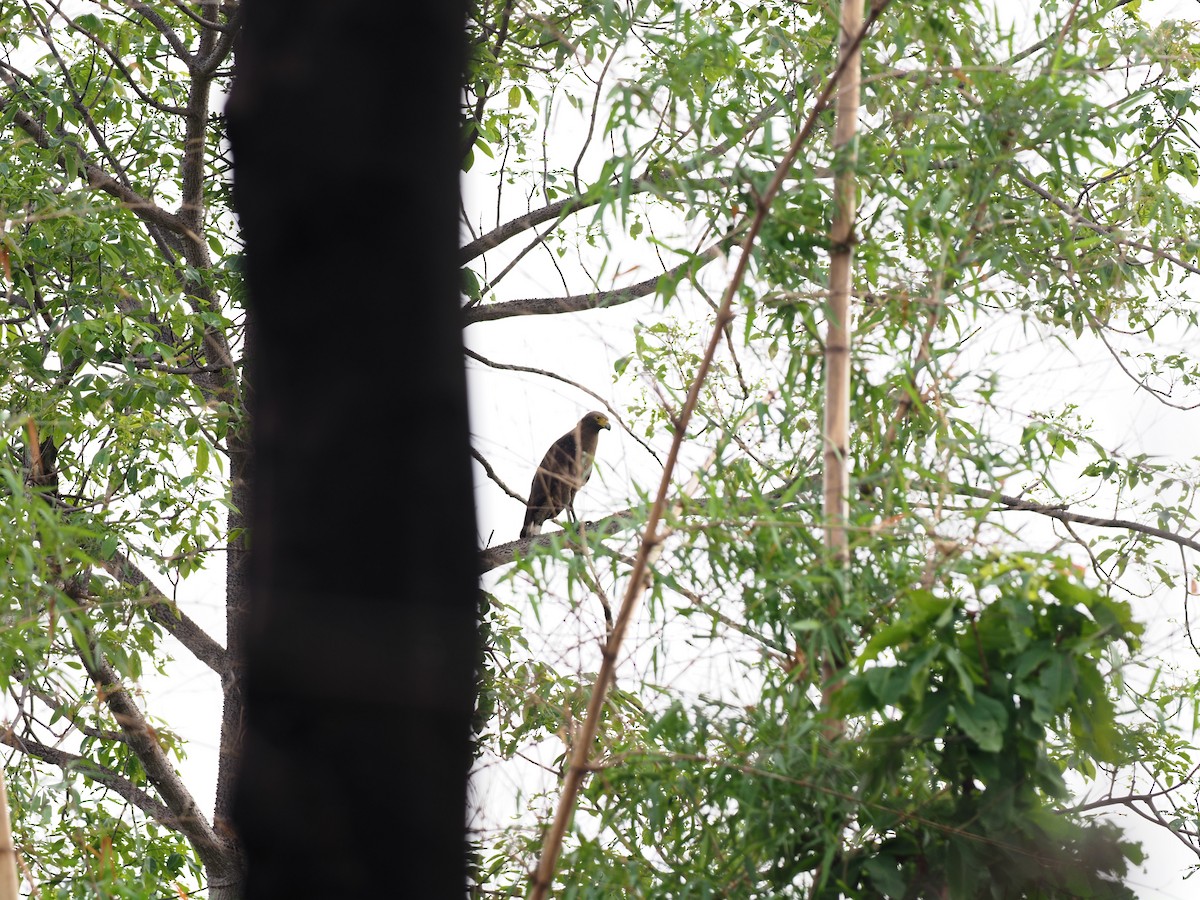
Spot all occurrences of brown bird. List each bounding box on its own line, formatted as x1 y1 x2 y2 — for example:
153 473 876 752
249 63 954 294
521 411 611 538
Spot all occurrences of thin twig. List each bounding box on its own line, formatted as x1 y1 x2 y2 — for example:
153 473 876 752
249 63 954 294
470 447 527 504
465 348 662 465
1083 307 1200 410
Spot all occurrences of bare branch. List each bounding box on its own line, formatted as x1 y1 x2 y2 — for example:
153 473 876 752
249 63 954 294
460 195 590 265
1071 768 1200 815
571 48 616 194
465 349 662 465
471 447 527 505
956 485 1200 554
1083 307 1200 410
463 240 728 324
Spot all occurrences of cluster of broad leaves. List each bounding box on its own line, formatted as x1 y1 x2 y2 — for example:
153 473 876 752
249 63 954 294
467 0 1200 897
0 2 239 896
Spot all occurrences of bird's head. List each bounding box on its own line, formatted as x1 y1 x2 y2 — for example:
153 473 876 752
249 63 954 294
584 411 612 432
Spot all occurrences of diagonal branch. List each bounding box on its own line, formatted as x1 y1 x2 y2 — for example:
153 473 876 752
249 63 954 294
118 0 196 66
0 729 174 824
41 0 188 114
463 239 729 324
1082 306 1200 410
465 349 662 465
0 93 189 235
100 551 230 677
460 87 814 265
460 194 592 265
74 637 232 869
1013 169 1200 278
471 447 527 505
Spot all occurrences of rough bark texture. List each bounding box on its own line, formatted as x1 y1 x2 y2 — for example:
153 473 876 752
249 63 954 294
227 2 475 898
213 427 252 900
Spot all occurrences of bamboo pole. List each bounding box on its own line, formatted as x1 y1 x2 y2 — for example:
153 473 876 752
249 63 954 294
820 0 864 711
0 768 20 900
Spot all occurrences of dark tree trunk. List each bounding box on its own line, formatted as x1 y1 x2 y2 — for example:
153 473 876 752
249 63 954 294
226 3 476 898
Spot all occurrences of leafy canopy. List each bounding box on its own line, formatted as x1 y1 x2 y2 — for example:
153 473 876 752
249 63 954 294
466 1 1200 897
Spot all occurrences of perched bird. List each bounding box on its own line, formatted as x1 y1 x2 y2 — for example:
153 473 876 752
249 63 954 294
521 411 611 538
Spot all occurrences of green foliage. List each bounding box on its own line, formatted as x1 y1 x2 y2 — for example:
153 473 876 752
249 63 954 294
7 743 203 899
0 3 240 896
469 0 1200 897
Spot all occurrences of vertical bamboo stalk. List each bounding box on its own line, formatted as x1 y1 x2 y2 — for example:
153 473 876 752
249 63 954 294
821 0 864 703
0 768 20 900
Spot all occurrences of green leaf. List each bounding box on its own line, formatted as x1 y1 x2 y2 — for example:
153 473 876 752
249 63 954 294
952 692 1009 752
195 437 209 476
99 535 119 560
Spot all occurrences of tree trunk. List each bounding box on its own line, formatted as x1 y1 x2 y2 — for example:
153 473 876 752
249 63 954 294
226 2 476 898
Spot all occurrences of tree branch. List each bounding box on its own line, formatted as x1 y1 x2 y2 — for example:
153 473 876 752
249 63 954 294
118 0 196 66
460 85 818 265
41 0 189 115
75 641 233 869
478 510 639 573
481 482 1200 573
526 4 892 885
193 3 241 76
101 551 230 677
1083 306 1200 410
0 728 175 824
956 484 1200 554
470 447 527 505
178 0 219 233
460 195 591 265
1013 168 1200 278
0 92 189 234
463 239 729 324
